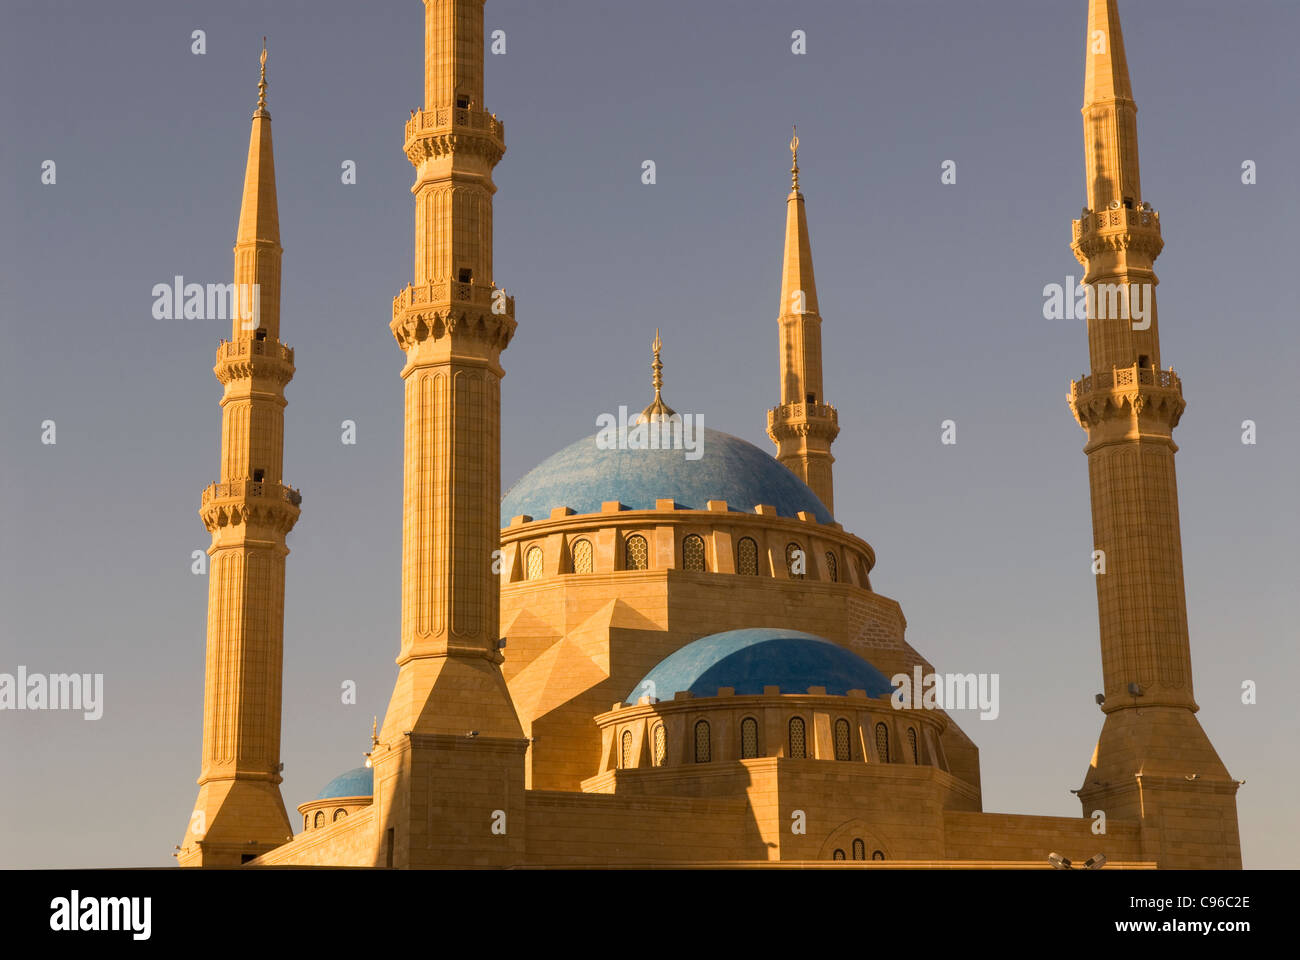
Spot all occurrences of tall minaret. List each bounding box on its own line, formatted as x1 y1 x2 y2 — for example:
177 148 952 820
180 42 299 867
371 0 527 868
766 128 839 514
1068 1 1239 868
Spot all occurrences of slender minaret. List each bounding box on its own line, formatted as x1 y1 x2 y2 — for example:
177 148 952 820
180 42 299 867
1068 1 1239 868
372 0 527 868
766 128 838 514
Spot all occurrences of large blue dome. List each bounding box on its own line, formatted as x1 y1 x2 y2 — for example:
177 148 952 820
314 766 373 800
626 628 894 703
501 428 831 528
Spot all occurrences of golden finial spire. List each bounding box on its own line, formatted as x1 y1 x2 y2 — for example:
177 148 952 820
790 125 800 192
256 38 269 114
364 717 379 768
638 328 677 423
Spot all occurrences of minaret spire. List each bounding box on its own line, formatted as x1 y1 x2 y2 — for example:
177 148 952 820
1068 0 1240 868
767 129 838 514
180 40 299 867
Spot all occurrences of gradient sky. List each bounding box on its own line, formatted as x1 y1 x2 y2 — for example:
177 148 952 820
1 0 1295 869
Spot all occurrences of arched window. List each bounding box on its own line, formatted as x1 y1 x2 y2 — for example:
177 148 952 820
741 717 759 759
874 722 890 763
834 718 851 761
825 551 838 582
303 814 310 830
785 542 805 579
832 849 846 860
852 838 865 860
333 808 347 822
625 534 649 571
652 723 666 766
314 810 324 828
682 534 706 571
621 729 634 769
694 720 711 763
871 850 885 861
525 545 543 581
736 537 759 576
788 716 807 759
571 538 593 574
907 727 919 764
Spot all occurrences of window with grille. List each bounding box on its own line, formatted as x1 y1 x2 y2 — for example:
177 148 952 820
832 849 845 860
736 537 758 576
682 534 706 571
625 534 649 570
525 545 543 580
333 808 347 822
652 723 666 766
875 722 890 763
788 716 806 758
825 551 838 582
571 538 593 574
785 542 805 579
621 729 633 768
303 815 310 830
834 718 851 761
741 717 759 759
907 727 919 764
852 839 865 860
314 811 324 828
871 850 885 861
694 720 711 763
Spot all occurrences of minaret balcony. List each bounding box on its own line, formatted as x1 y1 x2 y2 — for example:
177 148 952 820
1068 363 1185 430
199 480 302 534
403 107 505 165
1071 205 1163 261
767 401 840 442
214 337 295 386
390 281 517 351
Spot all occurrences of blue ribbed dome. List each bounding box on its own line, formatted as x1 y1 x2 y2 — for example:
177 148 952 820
625 628 894 703
501 428 831 528
315 766 373 800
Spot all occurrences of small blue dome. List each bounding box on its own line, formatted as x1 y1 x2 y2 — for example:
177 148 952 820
500 427 832 528
315 766 373 800
625 628 894 704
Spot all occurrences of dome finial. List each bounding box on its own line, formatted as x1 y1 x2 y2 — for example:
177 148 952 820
790 124 800 192
256 38 269 115
638 328 677 423
363 716 379 768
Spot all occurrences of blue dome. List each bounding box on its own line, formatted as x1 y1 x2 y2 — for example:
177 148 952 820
315 766 373 800
625 628 894 703
501 427 831 528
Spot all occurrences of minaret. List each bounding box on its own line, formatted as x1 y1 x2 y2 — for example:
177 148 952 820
372 0 527 868
1067 1 1240 868
180 41 299 867
766 128 839 514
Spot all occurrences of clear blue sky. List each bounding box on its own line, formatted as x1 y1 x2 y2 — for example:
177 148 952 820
1 0 1295 868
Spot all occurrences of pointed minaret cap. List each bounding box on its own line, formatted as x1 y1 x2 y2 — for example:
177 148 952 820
236 38 279 247
637 329 677 423
779 127 818 318
1084 0 1134 106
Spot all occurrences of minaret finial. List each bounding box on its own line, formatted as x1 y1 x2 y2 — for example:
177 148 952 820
790 125 800 192
638 328 676 423
256 38 269 114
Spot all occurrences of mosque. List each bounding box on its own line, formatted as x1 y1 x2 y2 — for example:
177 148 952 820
176 0 1242 868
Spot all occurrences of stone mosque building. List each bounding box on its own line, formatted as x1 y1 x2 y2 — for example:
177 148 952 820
176 1 1242 868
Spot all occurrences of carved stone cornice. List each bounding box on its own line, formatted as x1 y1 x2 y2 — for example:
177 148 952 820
766 401 840 445
1068 364 1185 431
214 337 295 386
1071 206 1164 265
403 107 506 167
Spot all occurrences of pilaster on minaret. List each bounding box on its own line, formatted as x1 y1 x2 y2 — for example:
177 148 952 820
766 127 839 515
1068 3 1238 864
180 40 299 867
